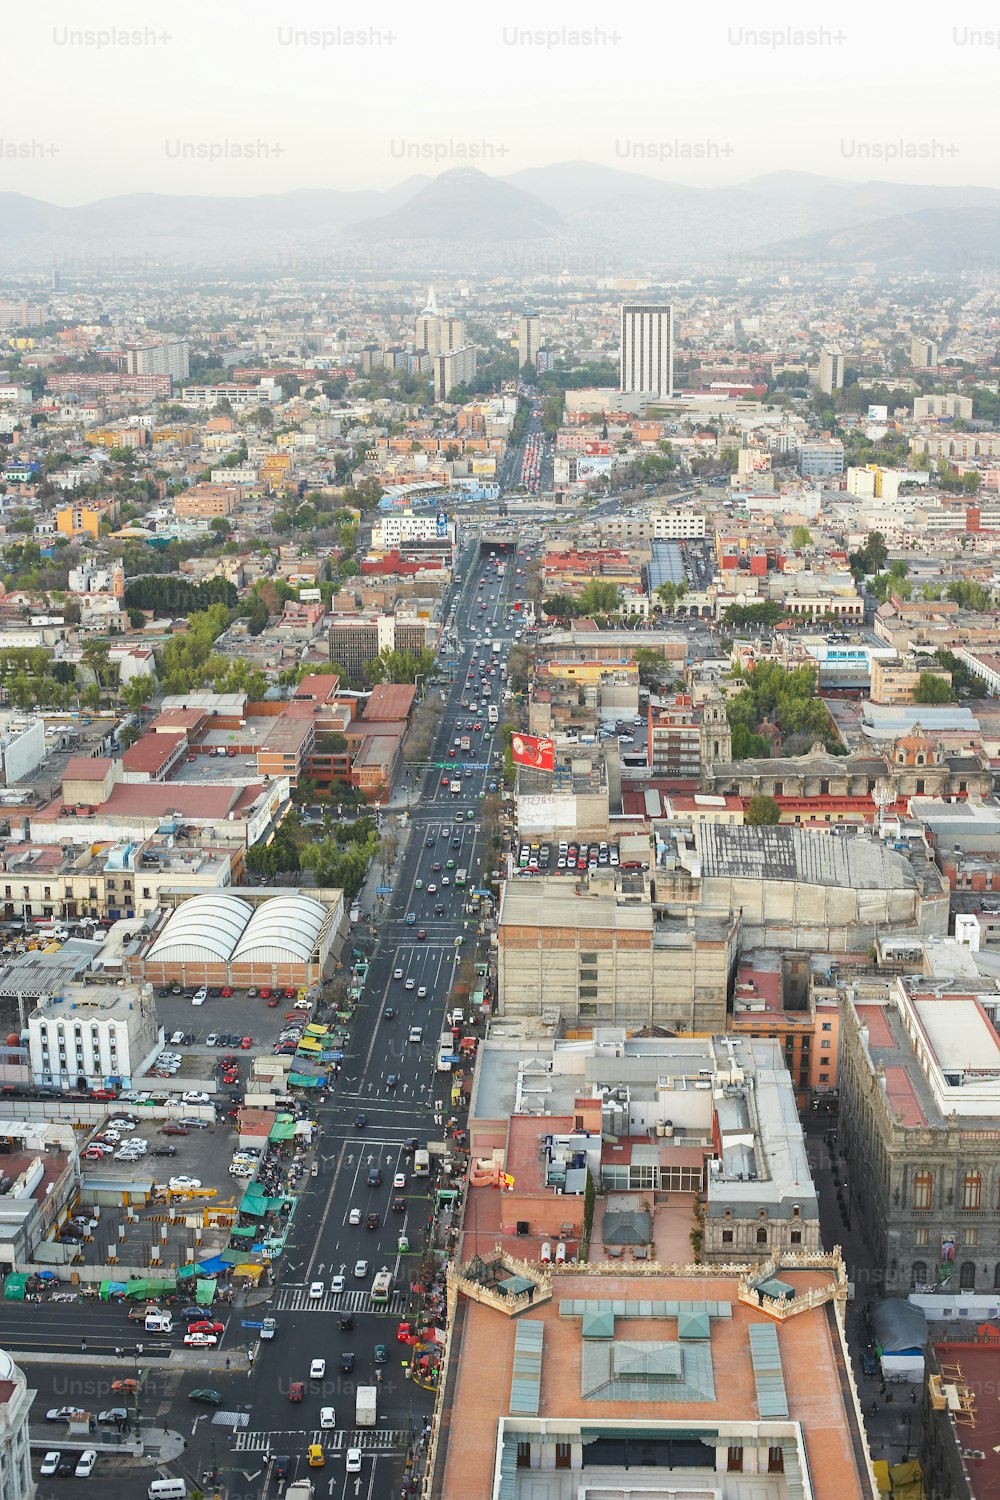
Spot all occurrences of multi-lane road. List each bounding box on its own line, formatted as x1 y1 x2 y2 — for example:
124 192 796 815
228 533 531 1493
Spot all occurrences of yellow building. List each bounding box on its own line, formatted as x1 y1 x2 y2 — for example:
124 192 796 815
543 658 639 686
152 426 198 446
56 503 115 539
85 427 148 450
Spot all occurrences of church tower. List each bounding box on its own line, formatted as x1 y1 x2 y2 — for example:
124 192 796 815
699 690 731 786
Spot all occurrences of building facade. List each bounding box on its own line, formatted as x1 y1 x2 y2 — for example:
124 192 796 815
620 303 674 400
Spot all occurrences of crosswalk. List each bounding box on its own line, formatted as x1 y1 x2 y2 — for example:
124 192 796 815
272 1285 408 1315
234 1427 409 1453
210 1411 250 1429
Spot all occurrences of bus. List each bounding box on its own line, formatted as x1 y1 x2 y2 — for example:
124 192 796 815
491 640 501 655
371 1269 392 1306
455 868 467 887
450 779 462 795
437 1033 456 1071
487 704 499 725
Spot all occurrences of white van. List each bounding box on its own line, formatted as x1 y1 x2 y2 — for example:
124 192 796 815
145 1312 173 1333
148 1482 186 1500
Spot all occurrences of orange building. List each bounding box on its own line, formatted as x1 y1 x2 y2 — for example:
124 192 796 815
173 484 239 519
730 957 840 1105
56 501 117 539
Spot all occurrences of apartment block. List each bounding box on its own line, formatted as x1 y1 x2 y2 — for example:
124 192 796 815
434 345 477 402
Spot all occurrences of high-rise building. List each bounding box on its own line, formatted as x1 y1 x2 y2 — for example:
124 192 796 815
620 303 673 400
910 335 938 369
414 289 466 360
125 341 190 382
518 315 541 371
818 347 844 394
0 1348 34 1500
434 345 477 402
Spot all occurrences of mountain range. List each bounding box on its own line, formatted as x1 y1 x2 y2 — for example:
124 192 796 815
2 163 998 275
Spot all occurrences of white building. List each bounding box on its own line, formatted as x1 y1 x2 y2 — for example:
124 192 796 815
126 341 190 382
620 304 674 400
0 717 45 787
818 347 844 393
434 346 477 402
518 315 541 370
913 393 972 420
28 985 160 1091
371 512 455 549
0 1349 36 1500
651 509 706 539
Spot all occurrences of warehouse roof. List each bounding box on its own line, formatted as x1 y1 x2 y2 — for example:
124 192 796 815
231 895 327 963
147 893 253 962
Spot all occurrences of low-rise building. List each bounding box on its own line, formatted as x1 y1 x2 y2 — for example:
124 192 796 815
28 983 159 1091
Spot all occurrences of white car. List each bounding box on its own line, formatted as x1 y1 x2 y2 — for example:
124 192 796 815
182 1091 210 1105
348 1208 361 1226
353 1259 369 1279
308 1281 325 1299
108 1118 136 1130
40 1453 61 1477
405 978 415 991
417 986 428 999
393 1171 407 1189
346 1448 362 1474
192 987 207 1003
184 1331 217 1347
320 1406 336 1429
169 1030 185 1045
309 1358 326 1379
168 1176 202 1191
330 1274 345 1294
393 968 403 980
75 1451 98 1478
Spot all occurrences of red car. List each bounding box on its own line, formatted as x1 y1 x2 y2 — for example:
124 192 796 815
267 998 279 1007
417 929 426 941
448 748 456 758
284 986 296 999
220 986 232 998
91 1088 117 1100
440 775 450 786
259 987 272 1000
162 1123 189 1136
240 1036 253 1049
222 1072 239 1085
188 1320 224 1335
289 1382 304 1403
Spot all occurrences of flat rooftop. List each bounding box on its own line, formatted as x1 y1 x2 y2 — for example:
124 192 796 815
698 823 917 891
439 1264 868 1500
499 881 652 931
856 987 1000 1127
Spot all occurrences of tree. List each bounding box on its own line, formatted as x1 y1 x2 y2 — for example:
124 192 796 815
120 674 156 713
791 525 813 548
912 671 954 705
848 530 889 578
655 581 687 611
745 794 781 826
365 647 436 686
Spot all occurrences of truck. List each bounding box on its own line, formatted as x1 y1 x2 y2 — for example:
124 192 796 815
356 1386 377 1428
460 735 471 752
285 1480 314 1500
437 1032 456 1072
412 1148 430 1178
450 779 461 795
371 1268 392 1305
487 704 499 725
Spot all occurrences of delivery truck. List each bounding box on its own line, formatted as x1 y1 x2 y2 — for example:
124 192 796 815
356 1386 377 1427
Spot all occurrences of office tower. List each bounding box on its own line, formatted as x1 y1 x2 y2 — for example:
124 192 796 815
910 335 938 369
518 315 541 371
818 347 844 394
434 346 477 403
415 289 466 359
620 304 673 399
125 341 190 382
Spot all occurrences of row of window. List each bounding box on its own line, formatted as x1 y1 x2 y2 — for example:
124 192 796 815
911 1260 1000 1289
912 1169 997 1211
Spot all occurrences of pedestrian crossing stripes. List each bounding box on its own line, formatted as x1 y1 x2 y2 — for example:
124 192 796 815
233 1427 409 1453
272 1286 408 1315
210 1411 250 1428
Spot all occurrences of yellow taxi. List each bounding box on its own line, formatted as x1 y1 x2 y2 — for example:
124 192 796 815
307 1445 325 1468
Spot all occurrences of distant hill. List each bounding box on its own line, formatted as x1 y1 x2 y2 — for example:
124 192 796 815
2 167 1000 271
343 167 563 242
758 205 1000 273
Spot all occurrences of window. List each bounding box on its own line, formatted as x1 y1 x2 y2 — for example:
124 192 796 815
821 1039 831 1049
768 1447 784 1475
914 1228 929 1248
960 1261 977 1289
911 1261 928 1287
913 1170 933 1210
790 1229 802 1245
994 1263 1000 1290
516 1442 530 1469
756 1226 768 1244
965 1228 979 1247
916 778 925 795
819 1072 829 1082
822 1022 832 1031
727 1446 743 1473
555 1444 571 1470
722 1229 734 1244
963 1171 982 1211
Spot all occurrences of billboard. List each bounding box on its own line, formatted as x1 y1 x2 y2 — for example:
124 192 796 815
868 404 888 421
511 733 555 771
576 454 613 480
584 440 610 456
471 457 496 475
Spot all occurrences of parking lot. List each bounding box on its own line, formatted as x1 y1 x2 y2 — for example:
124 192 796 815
514 837 626 875
143 985 317 1085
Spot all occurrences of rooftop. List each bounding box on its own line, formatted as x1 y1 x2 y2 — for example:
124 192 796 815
698 824 917 892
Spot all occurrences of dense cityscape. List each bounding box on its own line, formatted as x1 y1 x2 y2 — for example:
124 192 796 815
3 68 1000 1500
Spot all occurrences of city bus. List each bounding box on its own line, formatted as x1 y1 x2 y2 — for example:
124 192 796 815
487 704 499 725
455 868 467 887
371 1269 392 1306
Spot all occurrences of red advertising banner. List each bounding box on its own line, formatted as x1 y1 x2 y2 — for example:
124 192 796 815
511 733 555 771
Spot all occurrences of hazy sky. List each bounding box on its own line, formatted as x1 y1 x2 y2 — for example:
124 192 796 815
9 0 999 201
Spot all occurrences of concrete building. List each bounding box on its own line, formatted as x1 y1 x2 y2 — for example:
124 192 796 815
496 880 738 1033
28 983 159 1092
0 716 44 786
910 335 938 369
0 1349 37 1500
431 1247 867 1500
620 303 674 400
799 440 844 478
838 975 1000 1295
913 394 972 421
125 341 190 382
818 347 844 393
518 315 541 371
327 613 432 679
434 345 477 402
651 508 706 539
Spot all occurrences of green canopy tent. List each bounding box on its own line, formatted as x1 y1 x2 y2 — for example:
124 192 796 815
195 1277 217 1305
3 1274 26 1300
268 1117 297 1142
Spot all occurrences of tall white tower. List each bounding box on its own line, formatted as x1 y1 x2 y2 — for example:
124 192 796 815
620 304 674 400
